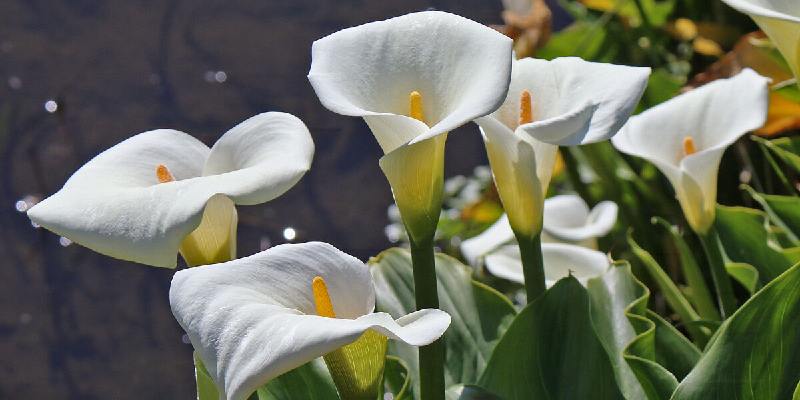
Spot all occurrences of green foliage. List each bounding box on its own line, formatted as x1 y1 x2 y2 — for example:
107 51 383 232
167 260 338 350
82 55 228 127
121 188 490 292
368 248 516 397
478 277 625 399
715 205 800 283
672 262 800 399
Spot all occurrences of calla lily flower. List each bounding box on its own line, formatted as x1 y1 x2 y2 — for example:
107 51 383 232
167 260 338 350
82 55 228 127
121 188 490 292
612 69 769 234
170 242 451 400
474 57 649 238
460 194 618 266
308 11 513 241
484 242 610 287
721 0 800 80
27 112 314 268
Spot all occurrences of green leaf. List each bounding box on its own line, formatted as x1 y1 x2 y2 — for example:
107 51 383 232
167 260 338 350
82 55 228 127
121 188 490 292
194 352 219 400
627 231 710 345
651 217 720 321
672 262 800 399
588 262 700 400
384 356 412 400
478 278 625 400
369 248 516 397
646 310 700 380
715 205 800 283
257 359 339 400
725 262 760 295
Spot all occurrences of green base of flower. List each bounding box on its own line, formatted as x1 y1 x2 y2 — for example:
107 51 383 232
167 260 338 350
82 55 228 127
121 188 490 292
324 329 388 400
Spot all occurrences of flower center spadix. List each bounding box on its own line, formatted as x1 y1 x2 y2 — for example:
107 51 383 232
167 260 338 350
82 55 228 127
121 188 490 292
312 276 336 318
519 90 533 126
683 136 697 157
156 164 175 183
409 91 425 123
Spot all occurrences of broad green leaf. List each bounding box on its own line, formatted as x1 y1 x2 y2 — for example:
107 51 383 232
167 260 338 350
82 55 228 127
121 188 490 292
715 205 800 283
194 352 219 400
743 187 800 244
257 359 339 400
536 21 611 61
725 262 760 295
672 262 800 399
369 248 516 397
384 356 412 400
445 385 502 400
627 231 709 344
478 278 625 400
588 262 700 400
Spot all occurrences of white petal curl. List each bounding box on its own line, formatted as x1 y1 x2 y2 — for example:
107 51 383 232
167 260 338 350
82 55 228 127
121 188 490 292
308 11 513 154
485 243 610 287
170 242 450 400
485 57 650 146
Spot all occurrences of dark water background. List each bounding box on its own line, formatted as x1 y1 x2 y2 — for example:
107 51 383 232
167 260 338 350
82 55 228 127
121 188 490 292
0 1 569 398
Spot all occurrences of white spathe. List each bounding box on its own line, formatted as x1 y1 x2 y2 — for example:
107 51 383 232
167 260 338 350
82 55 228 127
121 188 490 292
612 69 769 233
27 112 314 268
720 0 800 79
170 242 451 400
308 11 513 241
485 242 610 287
459 194 618 266
308 10 513 154
474 57 649 237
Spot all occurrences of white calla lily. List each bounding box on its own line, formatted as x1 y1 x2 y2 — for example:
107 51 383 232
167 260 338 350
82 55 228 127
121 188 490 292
27 112 314 268
475 57 649 237
721 0 800 79
612 69 769 234
460 195 618 266
484 243 610 287
308 10 512 241
170 242 451 400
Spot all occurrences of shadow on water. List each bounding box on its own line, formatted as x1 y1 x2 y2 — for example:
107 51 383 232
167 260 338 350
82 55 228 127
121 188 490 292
0 1 534 398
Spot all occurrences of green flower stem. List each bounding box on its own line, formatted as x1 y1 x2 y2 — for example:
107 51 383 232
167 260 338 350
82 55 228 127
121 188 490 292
515 232 546 303
410 237 445 400
698 228 737 319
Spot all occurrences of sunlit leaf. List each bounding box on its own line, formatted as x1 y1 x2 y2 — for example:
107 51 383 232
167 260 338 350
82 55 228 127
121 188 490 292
478 277 624 399
715 205 800 283
672 262 800 399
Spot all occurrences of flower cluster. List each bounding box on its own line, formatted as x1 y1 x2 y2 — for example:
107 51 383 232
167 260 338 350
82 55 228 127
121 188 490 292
25 5 785 400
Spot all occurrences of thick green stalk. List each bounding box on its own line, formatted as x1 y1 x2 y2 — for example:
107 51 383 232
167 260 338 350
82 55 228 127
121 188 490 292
698 228 737 319
410 237 445 400
515 232 546 303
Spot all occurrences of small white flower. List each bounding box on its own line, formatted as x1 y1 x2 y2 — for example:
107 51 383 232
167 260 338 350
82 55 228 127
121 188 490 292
460 194 617 266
